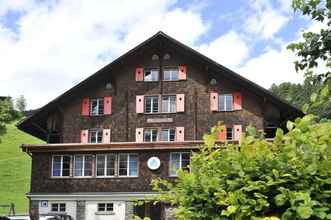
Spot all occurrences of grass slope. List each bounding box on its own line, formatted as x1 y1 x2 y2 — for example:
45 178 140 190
0 121 43 215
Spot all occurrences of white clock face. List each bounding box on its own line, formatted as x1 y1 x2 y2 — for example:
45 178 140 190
147 157 161 170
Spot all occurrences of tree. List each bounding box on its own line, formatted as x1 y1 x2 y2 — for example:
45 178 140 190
15 95 27 113
0 98 16 140
151 120 331 219
287 0 331 112
270 80 331 118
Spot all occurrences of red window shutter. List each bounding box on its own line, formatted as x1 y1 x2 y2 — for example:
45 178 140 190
135 67 144 81
178 65 187 80
233 92 242 110
81 98 90 116
80 129 89 143
176 127 185 142
210 92 219 111
103 96 112 115
176 94 185 112
218 126 226 141
102 129 111 143
136 95 144 113
233 125 242 141
136 128 144 143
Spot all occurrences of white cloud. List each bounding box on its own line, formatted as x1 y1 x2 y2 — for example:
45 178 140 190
244 0 289 39
196 31 249 68
237 45 304 89
0 0 208 109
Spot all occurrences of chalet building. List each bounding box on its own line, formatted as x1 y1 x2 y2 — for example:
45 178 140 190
18 32 302 220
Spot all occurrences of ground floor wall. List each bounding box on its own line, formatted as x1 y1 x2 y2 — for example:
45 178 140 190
28 192 174 220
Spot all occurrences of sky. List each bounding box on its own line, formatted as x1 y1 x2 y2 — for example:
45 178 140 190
0 0 318 109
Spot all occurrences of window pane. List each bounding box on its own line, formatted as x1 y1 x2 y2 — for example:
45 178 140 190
144 69 159 81
162 96 176 113
129 154 138 176
52 156 61 176
226 128 233 140
90 130 97 143
170 153 181 176
225 95 233 111
163 69 178 81
151 129 157 141
181 153 190 172
97 130 103 143
160 129 169 141
144 129 151 142
106 203 114 211
96 155 105 176
98 99 104 115
90 100 98 115
106 154 116 176
74 155 83 176
152 97 158 113
169 129 176 141
98 203 105 212
84 155 93 176
62 156 71 176
59 204 66 212
219 95 225 111
51 204 58 212
119 154 128 176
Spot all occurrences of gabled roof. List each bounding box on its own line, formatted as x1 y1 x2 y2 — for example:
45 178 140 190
17 31 303 140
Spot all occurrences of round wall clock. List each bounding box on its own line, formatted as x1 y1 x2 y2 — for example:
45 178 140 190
147 156 161 170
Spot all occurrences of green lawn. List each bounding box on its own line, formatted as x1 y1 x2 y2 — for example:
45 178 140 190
0 121 43 215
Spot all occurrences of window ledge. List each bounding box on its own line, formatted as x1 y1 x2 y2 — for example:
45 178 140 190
143 112 177 115
95 211 115 215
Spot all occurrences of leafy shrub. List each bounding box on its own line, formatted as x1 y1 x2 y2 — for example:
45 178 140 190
152 115 331 219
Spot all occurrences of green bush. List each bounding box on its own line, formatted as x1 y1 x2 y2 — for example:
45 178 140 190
152 115 331 219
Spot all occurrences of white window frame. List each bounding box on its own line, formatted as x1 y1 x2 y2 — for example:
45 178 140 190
160 128 176 141
161 95 176 113
144 96 159 113
163 68 179 81
226 127 233 141
144 68 159 82
97 203 114 212
219 94 233 111
96 154 116 177
73 155 93 177
143 128 158 142
90 98 104 116
89 129 103 143
51 203 66 212
118 153 138 177
51 155 72 177
169 152 191 176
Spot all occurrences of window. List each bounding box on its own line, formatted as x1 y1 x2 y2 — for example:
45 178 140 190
162 95 176 113
144 128 158 142
144 69 159 81
163 68 179 81
118 154 138 177
96 154 116 177
160 128 176 141
145 96 159 113
51 203 66 212
90 98 104 116
98 203 114 212
169 152 190 176
219 94 233 111
89 129 103 143
52 155 71 177
74 155 93 177
226 127 233 141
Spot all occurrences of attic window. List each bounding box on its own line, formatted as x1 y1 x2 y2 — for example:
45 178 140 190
152 54 159 60
163 53 171 60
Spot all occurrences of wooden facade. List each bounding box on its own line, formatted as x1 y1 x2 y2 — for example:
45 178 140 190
18 32 302 220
